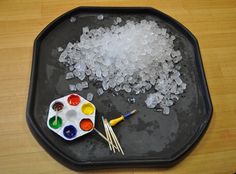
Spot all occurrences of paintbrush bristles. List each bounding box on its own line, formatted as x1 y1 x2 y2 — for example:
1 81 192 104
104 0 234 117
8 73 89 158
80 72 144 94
130 109 137 114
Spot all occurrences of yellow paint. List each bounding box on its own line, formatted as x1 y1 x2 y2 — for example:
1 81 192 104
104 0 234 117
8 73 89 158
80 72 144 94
81 103 95 115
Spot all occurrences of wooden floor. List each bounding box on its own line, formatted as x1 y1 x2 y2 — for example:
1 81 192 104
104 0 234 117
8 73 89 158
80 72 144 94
0 0 235 173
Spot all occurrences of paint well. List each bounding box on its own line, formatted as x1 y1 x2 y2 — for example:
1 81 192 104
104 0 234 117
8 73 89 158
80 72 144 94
81 103 95 115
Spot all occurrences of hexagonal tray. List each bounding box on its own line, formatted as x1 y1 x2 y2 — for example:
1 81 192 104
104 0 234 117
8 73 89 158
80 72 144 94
47 94 96 141
26 7 212 170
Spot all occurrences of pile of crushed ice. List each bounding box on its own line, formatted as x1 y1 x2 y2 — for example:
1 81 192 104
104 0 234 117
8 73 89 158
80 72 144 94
58 18 186 114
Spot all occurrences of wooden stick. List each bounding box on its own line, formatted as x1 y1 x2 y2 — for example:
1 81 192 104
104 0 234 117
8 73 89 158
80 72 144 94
108 125 120 153
53 109 58 126
106 120 121 154
104 118 118 152
93 128 109 142
105 119 124 155
93 128 117 150
101 116 113 152
109 126 124 155
106 123 116 152
107 124 116 152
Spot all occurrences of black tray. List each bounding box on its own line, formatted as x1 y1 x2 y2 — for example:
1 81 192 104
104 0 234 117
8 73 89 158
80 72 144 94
26 7 212 170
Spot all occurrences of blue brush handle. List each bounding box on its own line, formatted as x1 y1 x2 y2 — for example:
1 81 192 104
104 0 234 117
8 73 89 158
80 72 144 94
124 110 136 118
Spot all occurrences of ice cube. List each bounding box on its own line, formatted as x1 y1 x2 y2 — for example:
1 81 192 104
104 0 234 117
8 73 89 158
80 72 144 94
114 17 122 25
85 69 92 75
145 83 152 90
163 107 170 115
181 83 187 90
82 27 89 33
102 81 109 90
123 84 131 93
97 15 104 20
128 97 136 104
175 77 182 85
81 81 89 89
69 84 76 91
70 16 76 23
65 72 74 80
57 47 63 52
114 86 121 92
145 94 157 108
76 83 83 91
86 92 94 101
97 88 104 96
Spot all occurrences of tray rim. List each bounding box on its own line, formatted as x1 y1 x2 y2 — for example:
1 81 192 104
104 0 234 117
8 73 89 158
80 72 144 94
26 6 213 170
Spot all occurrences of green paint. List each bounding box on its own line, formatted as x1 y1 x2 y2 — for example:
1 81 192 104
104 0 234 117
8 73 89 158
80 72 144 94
49 116 62 129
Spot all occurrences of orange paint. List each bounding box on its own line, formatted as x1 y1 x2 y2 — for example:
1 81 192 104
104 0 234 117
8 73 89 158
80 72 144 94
80 119 93 131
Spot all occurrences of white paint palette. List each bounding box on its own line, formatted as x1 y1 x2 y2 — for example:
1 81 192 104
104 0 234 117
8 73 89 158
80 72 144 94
47 93 96 141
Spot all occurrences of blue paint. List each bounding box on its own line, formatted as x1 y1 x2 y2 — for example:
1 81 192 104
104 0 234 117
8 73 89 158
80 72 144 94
63 125 77 139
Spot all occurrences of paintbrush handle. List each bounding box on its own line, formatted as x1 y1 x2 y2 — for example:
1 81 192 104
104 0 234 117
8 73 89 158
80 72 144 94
109 110 137 127
109 116 125 127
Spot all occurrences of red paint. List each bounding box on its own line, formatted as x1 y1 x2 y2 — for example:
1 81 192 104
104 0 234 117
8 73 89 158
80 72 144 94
80 119 93 131
52 102 64 111
67 94 80 106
